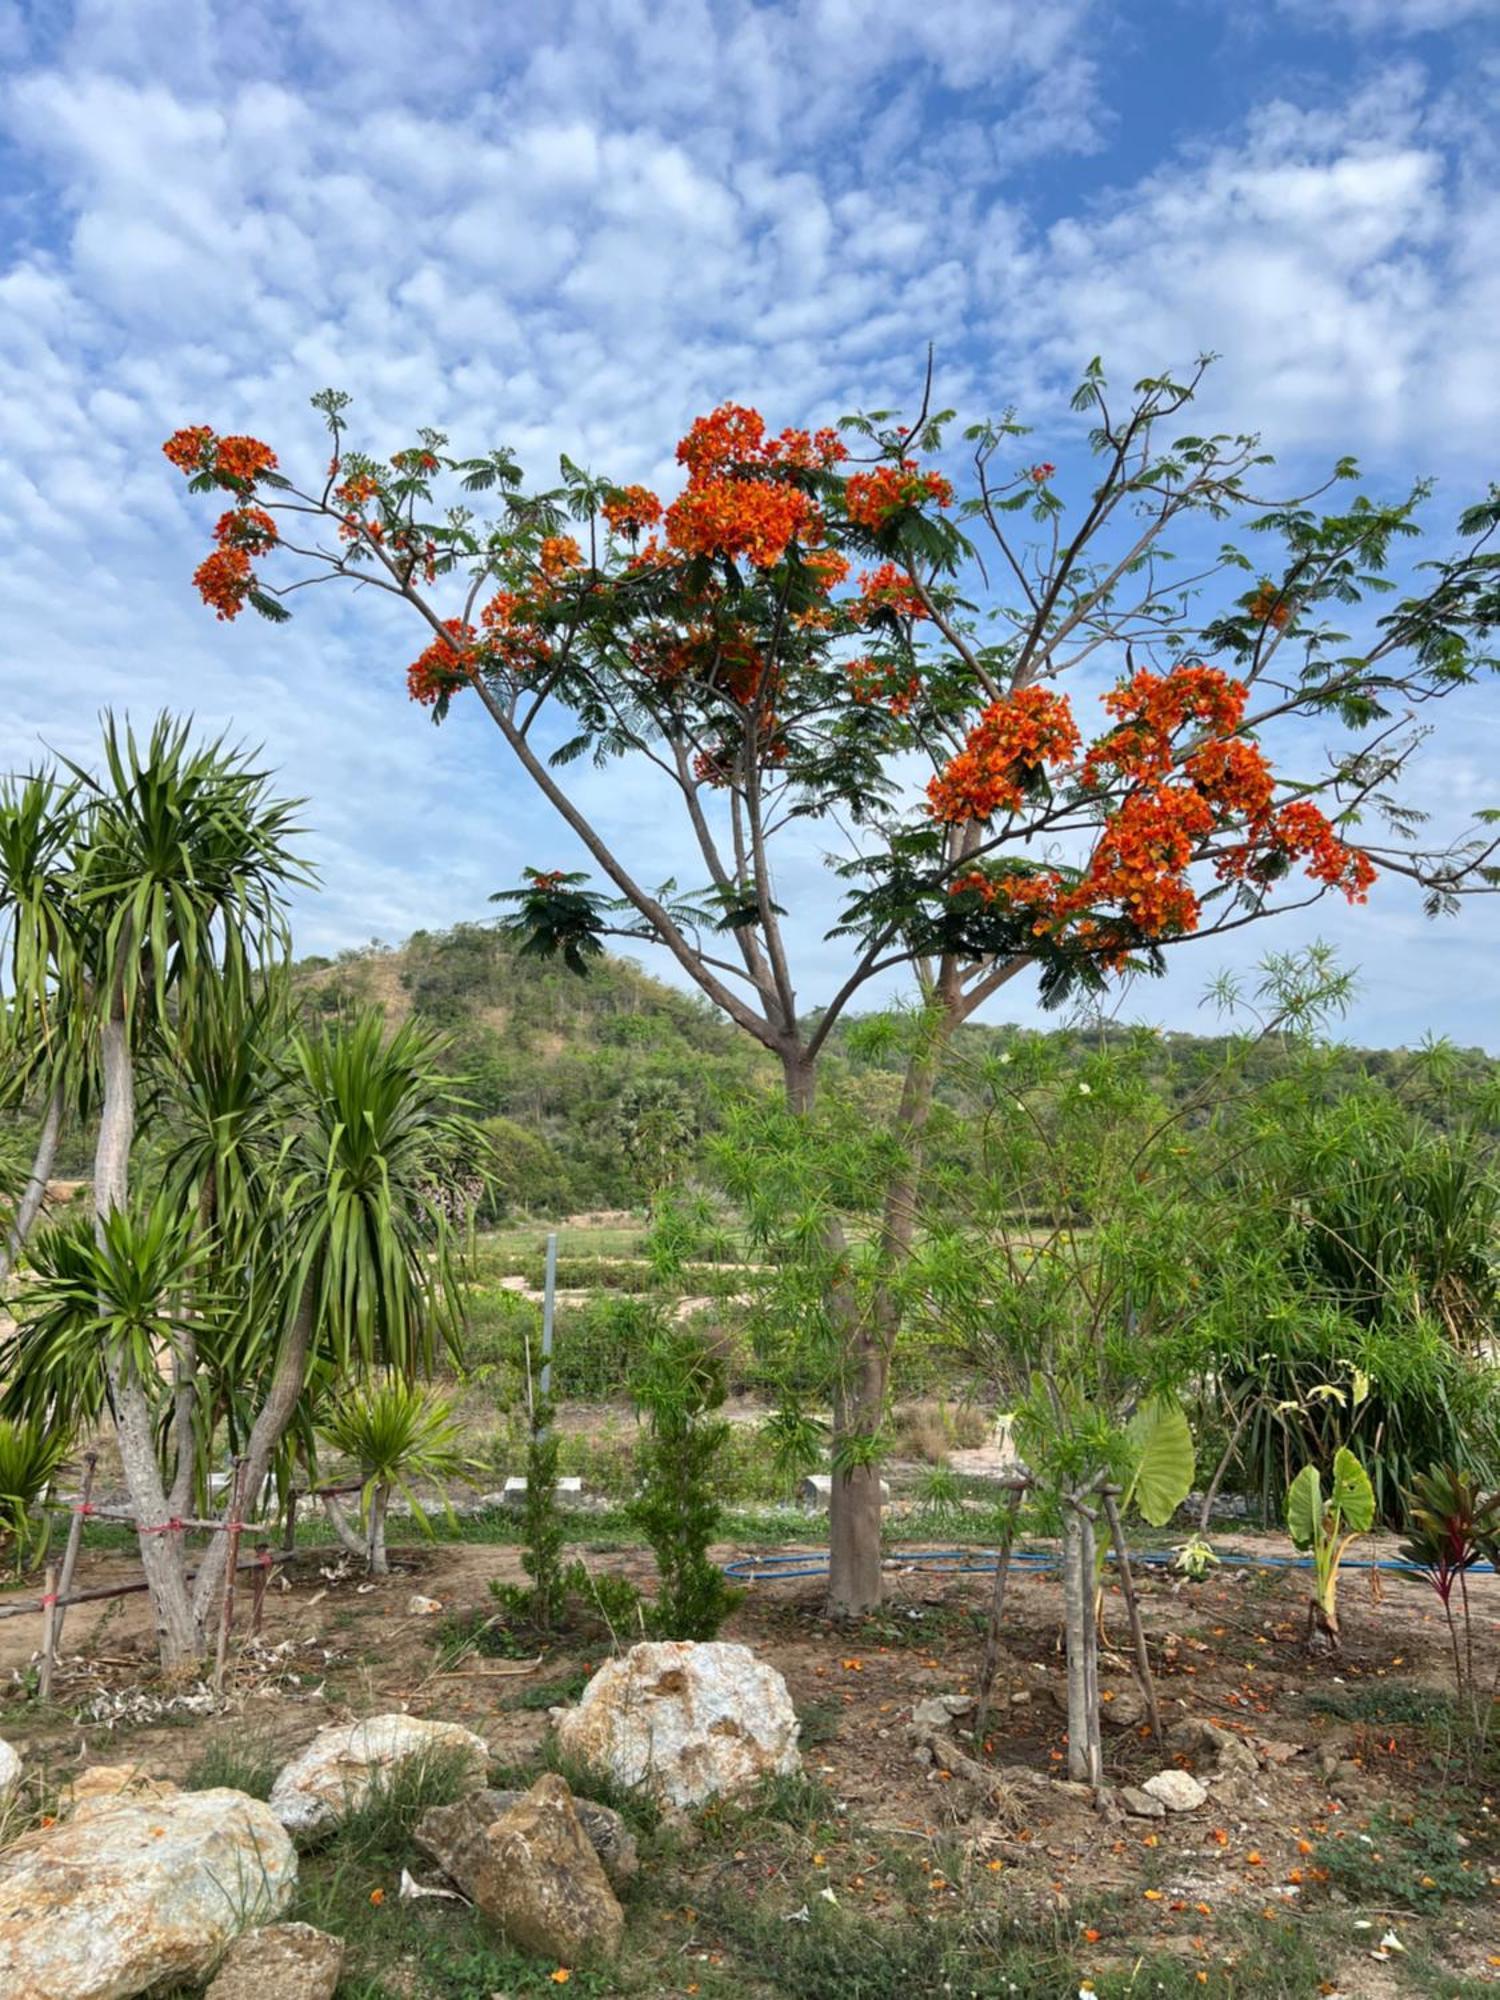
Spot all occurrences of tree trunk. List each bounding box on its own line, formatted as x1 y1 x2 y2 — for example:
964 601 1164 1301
96 1009 205 1672
190 1292 315 1625
367 1484 390 1575
827 1344 889 1618
824 1015 949 1618
0 1079 64 1284
322 1494 368 1561
1062 1507 1091 1781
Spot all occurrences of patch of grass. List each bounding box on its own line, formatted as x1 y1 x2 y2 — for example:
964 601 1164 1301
503 1668 593 1711
293 1867 624 1996
497 1741 663 1837
434 1604 548 1667
1307 1682 1461 1728
794 1694 843 1747
319 1746 485 1865
1315 1806 1492 1912
183 1729 281 1800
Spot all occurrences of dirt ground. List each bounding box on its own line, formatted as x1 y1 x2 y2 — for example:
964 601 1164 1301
1 1524 1497 1997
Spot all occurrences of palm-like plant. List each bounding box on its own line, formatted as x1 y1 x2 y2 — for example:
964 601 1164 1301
0 773 92 1283
0 717 306 1665
185 1009 480 1623
0 1418 72 1574
318 1379 474 1573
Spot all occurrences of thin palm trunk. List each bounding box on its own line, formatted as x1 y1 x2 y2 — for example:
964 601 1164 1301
0 1079 64 1284
190 1291 315 1624
96 1006 204 1670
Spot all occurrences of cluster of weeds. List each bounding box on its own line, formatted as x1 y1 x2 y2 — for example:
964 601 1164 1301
1308 1682 1462 1727
502 1668 594 1711
183 1728 281 1800
1315 1806 1492 1911
794 1694 844 1747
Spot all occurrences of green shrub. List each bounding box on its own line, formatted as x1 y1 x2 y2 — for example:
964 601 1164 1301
628 1326 739 1641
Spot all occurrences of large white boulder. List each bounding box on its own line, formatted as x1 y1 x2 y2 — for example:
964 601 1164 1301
555 1640 800 1808
268 1713 491 1839
0 1788 296 2000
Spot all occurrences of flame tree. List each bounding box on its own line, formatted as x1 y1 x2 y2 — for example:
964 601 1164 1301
165 359 1500 1614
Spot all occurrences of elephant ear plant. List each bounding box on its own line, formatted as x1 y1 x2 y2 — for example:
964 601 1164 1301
1286 1445 1375 1650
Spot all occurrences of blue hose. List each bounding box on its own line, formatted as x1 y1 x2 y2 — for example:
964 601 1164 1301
724 1544 1497 1583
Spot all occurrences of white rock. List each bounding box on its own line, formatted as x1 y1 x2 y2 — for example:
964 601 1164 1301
799 1473 891 1508
911 1693 975 1732
555 1640 800 1808
0 1787 296 2000
1142 1768 1208 1813
502 1476 583 1502
267 1714 491 1839
0 1738 20 1806
405 1594 443 1617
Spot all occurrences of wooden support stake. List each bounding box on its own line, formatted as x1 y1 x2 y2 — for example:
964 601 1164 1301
36 1562 60 1702
41 1450 97 1699
212 1459 246 1696
1077 1505 1104 1785
974 1485 1022 1746
1102 1488 1163 1745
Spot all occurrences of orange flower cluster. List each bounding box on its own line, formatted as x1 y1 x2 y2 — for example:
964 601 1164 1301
1248 582 1292 629
857 562 929 620
675 405 844 480
928 687 1082 822
192 547 254 620
844 459 953 531
657 404 848 571
933 660 1377 950
1083 665 1248 787
479 588 553 672
213 506 278 555
539 534 584 576
1071 784 1216 935
335 472 379 509
845 656 922 718
215 435 278 483
666 475 818 569
167 428 282 613
406 619 479 706
163 427 277 485
1238 800 1376 900
162 427 215 472
602 485 663 537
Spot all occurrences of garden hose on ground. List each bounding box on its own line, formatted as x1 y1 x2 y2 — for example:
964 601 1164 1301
722 1545 1498 1583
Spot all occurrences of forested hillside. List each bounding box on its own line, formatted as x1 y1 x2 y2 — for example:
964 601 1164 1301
293 922 1500 1216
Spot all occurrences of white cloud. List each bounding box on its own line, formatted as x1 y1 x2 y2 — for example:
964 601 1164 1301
0 1 1496 1046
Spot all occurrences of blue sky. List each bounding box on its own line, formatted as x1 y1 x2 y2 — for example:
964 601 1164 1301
1 0 1497 1048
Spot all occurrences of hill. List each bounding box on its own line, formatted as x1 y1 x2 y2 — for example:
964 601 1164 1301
295 921 1500 1217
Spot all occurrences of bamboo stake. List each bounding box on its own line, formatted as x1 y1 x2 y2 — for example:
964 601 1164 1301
1102 1487 1162 1745
40 1450 97 1698
36 1563 60 1700
212 1459 246 1695
0 1551 283 1623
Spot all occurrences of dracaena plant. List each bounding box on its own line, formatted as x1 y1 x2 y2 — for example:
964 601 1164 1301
1398 1465 1500 1714
1286 1444 1376 1650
